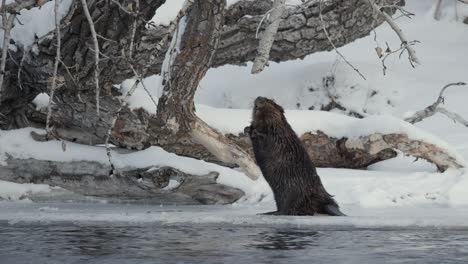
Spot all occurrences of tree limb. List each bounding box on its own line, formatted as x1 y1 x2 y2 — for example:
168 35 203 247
251 0 286 74
0 11 15 104
369 0 420 66
404 82 467 125
155 0 261 180
0 157 243 204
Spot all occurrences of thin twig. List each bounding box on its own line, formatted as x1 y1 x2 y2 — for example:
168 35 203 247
318 0 367 80
80 0 101 115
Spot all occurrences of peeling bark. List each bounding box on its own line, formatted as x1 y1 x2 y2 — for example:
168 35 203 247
346 133 464 171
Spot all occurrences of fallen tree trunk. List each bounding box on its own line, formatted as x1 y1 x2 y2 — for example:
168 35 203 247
4 0 455 191
0 157 244 205
1 0 395 129
144 0 396 70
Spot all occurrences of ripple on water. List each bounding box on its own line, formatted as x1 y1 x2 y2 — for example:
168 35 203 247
1 223 468 264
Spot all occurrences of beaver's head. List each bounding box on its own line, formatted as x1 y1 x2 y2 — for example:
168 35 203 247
251 96 286 130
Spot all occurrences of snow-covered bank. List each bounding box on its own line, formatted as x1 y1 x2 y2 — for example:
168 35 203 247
0 181 53 202
2 0 468 223
1 127 468 208
0 128 269 203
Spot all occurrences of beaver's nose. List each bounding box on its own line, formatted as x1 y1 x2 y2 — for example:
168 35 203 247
255 96 267 106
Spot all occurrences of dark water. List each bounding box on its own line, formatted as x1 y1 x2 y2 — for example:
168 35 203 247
1 223 468 264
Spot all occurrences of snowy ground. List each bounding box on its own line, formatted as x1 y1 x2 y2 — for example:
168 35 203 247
1 1 468 226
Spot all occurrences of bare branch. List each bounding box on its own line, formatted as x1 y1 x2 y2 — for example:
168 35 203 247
251 0 286 74
191 119 262 180
346 133 464 172
319 0 367 80
433 0 443 19
405 82 467 125
369 0 421 66
0 11 15 104
128 0 139 59
437 107 468 127
79 0 101 115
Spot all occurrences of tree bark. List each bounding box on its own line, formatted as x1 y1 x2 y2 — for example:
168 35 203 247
1 0 394 135
0 157 243 205
0 0 419 182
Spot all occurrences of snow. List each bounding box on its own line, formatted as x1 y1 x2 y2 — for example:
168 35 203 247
1 0 468 225
32 93 50 110
2 202 468 229
1 127 468 210
0 127 271 203
151 0 306 26
0 0 73 48
151 0 185 26
163 180 182 191
0 180 52 202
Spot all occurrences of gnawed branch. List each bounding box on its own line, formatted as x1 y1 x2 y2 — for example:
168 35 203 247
251 0 286 74
191 119 262 180
404 82 468 125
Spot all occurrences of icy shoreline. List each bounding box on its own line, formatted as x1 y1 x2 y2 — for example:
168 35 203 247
2 202 468 229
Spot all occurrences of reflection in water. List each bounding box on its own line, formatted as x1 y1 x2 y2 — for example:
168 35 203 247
1 223 468 264
251 230 321 250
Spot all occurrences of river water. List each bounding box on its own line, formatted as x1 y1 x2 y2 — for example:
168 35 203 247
1 202 468 264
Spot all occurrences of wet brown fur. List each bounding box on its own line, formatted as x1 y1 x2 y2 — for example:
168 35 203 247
245 97 344 216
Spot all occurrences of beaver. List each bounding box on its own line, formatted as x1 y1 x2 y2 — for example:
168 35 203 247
245 96 344 216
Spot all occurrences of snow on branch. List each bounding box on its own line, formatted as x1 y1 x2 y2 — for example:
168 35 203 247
251 0 286 74
404 82 468 126
369 0 420 66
